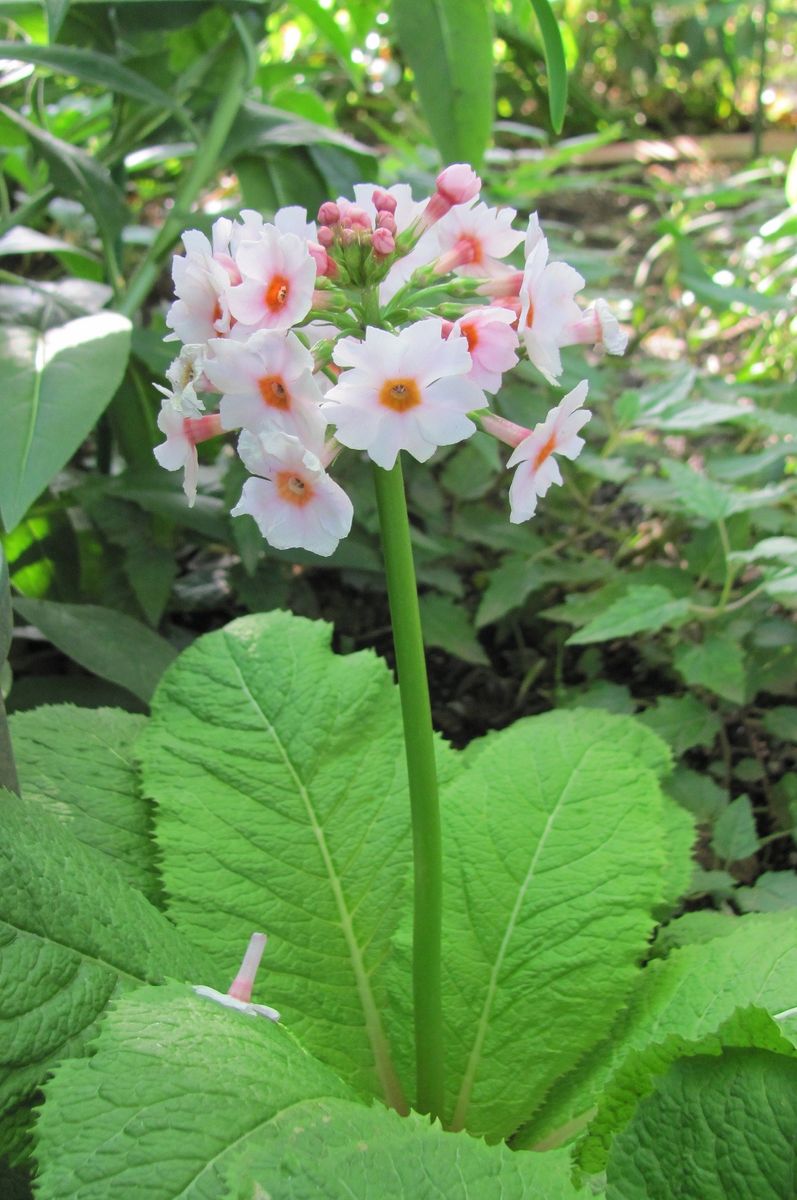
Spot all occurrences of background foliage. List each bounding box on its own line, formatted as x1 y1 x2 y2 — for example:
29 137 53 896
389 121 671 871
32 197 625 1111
0 0 795 1192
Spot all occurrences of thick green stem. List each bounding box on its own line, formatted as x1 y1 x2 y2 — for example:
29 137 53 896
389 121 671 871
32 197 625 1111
118 48 250 319
372 457 444 1120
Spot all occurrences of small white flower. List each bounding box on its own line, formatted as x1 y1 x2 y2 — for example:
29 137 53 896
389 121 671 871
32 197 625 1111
152 406 221 506
232 206 316 246
192 985 280 1022
228 228 317 332
204 330 326 447
434 201 524 278
450 307 519 393
507 381 591 522
166 254 235 346
564 298 628 357
192 932 280 1021
155 344 209 414
322 320 485 470
233 431 353 557
519 236 585 383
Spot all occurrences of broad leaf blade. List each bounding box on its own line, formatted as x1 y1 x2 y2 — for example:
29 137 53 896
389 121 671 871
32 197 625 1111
10 705 158 901
392 0 494 167
605 1048 797 1200
227 1100 589 1199
139 612 434 1107
35 985 355 1200
439 710 676 1139
567 586 691 645
13 598 176 703
581 1007 796 1177
0 313 131 531
513 912 797 1152
0 789 210 1120
674 633 746 704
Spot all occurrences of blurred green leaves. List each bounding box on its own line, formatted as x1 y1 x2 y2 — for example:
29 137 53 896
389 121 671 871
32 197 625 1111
392 0 494 166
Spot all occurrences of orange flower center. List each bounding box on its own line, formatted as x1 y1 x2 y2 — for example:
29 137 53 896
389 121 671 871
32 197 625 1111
258 375 290 409
460 322 478 352
533 431 557 470
276 470 314 506
525 300 535 329
457 235 482 265
212 298 223 324
378 377 422 412
265 275 290 312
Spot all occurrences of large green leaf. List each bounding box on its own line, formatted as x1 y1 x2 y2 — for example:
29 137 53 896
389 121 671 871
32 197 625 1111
0 42 179 110
36 985 592 1200
10 705 158 901
605 1048 797 1200
0 313 131 531
437 711 677 1140
392 0 494 167
35 984 355 1200
0 789 210 1121
580 1006 796 1176
138 612 442 1109
226 1102 590 1199
12 598 176 703
513 912 797 1152
566 586 691 645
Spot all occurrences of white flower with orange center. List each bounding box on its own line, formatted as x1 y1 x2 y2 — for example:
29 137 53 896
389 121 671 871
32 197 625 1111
450 307 519 393
204 330 326 447
518 236 585 383
232 430 353 557
322 320 485 470
505 381 591 522
228 228 316 332
167 252 236 346
434 201 524 278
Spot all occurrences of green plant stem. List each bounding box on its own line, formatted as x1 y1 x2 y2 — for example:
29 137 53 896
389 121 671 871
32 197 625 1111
118 48 250 319
372 457 444 1120
716 518 736 611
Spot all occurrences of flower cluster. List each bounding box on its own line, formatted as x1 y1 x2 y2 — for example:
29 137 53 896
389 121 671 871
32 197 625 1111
154 165 628 554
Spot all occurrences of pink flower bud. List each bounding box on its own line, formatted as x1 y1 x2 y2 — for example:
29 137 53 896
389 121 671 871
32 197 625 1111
372 188 398 214
317 201 340 225
307 241 334 276
376 211 397 234
436 163 481 206
317 225 335 247
339 227 356 247
372 228 396 257
347 206 372 232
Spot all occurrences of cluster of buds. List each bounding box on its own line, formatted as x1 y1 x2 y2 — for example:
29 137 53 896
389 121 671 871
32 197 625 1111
153 164 628 555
